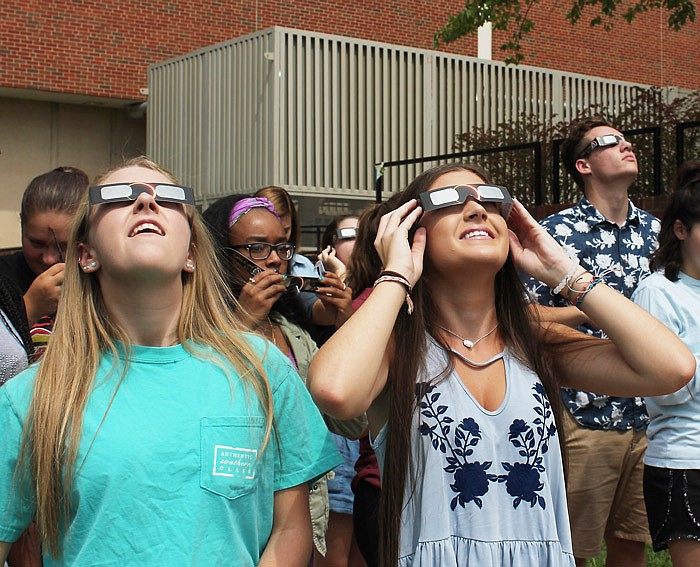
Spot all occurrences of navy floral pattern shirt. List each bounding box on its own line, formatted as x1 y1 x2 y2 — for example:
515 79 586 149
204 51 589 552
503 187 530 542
371 343 575 565
524 197 660 430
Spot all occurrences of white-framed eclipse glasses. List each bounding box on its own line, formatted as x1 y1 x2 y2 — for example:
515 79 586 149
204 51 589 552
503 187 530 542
579 134 626 158
89 182 196 205
419 184 513 219
335 227 357 241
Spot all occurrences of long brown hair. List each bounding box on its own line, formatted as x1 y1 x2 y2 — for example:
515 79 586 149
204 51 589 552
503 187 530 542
20 157 273 557
378 162 573 567
345 193 404 298
346 205 385 297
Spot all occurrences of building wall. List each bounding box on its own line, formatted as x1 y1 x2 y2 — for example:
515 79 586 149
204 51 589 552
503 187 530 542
1 0 698 105
510 2 698 90
0 97 146 248
1 1 696 248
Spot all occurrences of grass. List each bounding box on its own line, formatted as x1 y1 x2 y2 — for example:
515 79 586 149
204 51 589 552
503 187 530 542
587 544 672 566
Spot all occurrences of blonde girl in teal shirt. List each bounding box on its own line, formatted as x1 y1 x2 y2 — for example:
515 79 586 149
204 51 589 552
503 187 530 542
0 158 340 566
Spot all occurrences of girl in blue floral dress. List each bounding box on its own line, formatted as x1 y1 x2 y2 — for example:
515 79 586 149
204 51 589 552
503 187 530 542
309 163 695 567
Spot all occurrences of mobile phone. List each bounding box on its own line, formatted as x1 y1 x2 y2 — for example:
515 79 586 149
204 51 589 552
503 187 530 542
286 275 325 293
229 248 264 276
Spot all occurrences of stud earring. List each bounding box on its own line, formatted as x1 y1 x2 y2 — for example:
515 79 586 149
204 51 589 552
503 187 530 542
185 261 195 271
82 260 98 271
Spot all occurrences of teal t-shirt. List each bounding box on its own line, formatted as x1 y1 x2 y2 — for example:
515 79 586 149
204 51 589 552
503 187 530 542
0 337 341 566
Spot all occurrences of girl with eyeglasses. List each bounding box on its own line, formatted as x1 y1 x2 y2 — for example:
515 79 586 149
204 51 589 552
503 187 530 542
202 195 365 560
632 161 700 567
255 185 358 330
0 158 341 566
309 162 695 567
202 195 354 369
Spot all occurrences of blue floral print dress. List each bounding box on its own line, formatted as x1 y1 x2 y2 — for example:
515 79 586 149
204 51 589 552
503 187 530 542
373 337 575 567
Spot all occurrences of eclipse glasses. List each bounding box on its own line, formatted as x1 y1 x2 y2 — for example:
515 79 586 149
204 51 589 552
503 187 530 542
335 227 357 241
578 134 626 158
89 182 196 206
419 184 513 219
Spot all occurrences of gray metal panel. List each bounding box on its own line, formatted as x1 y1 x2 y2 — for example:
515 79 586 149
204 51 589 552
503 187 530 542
148 26 646 203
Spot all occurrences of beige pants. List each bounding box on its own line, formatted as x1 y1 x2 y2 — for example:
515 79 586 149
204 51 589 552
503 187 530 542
562 410 651 558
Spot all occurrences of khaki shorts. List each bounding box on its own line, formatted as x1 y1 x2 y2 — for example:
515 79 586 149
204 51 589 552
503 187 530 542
562 410 651 559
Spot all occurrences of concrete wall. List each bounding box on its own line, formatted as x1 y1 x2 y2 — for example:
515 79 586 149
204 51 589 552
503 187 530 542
0 97 146 248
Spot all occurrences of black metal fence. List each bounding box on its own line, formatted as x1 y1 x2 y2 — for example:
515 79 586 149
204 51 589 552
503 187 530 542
373 121 700 206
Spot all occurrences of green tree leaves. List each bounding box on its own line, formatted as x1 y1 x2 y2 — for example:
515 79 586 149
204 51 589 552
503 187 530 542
434 0 696 64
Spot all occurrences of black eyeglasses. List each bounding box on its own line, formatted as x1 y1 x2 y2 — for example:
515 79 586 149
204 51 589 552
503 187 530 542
578 134 627 158
227 243 296 261
89 182 196 205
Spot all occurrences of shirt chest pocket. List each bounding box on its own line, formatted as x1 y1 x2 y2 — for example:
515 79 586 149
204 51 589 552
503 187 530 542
200 416 265 500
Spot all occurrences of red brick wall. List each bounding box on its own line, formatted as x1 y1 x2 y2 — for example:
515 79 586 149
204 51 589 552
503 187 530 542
1 1 698 102
501 2 700 90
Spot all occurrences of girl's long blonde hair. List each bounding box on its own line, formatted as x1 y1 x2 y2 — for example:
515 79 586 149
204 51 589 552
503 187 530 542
20 157 273 557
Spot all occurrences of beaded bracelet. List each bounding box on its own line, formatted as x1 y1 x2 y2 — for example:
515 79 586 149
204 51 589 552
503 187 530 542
551 260 580 296
566 270 611 310
373 270 414 315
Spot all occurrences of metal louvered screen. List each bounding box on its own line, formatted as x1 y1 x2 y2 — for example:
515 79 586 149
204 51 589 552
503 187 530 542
148 26 644 205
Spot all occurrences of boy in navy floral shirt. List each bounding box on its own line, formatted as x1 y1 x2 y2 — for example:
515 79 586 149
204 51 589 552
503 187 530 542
524 118 659 566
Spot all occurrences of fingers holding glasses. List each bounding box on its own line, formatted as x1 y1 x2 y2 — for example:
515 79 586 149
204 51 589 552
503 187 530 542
318 246 346 276
506 200 573 285
375 199 420 243
315 273 354 326
315 272 350 298
375 199 424 286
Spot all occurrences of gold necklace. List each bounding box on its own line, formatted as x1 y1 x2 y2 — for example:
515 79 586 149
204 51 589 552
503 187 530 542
440 323 499 349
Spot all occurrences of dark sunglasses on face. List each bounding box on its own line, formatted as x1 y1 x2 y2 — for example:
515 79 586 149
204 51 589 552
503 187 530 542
335 227 357 241
228 242 296 261
578 134 627 158
419 184 514 219
89 182 196 205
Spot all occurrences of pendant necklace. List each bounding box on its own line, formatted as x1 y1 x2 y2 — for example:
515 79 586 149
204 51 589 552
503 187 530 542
450 347 504 368
440 323 499 349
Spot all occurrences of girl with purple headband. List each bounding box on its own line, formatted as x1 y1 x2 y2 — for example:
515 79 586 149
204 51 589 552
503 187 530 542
203 195 366 560
228 197 280 228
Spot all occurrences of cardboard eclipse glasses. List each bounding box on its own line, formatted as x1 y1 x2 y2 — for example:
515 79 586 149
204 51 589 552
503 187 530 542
89 182 196 206
578 134 626 158
419 184 513 219
335 227 357 241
